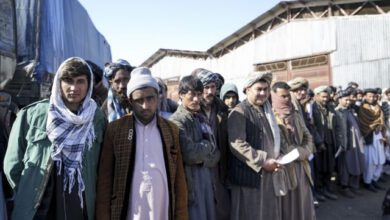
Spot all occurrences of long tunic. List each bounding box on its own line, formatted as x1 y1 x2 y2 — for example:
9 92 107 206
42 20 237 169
170 105 220 220
313 102 336 172
275 112 315 220
334 108 365 188
204 104 230 220
228 102 281 220
128 117 169 220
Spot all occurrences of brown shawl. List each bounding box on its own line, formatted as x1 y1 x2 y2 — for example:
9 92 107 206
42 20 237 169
358 102 384 137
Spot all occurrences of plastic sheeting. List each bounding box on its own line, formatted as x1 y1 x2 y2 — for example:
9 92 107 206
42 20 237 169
15 0 111 82
0 0 16 58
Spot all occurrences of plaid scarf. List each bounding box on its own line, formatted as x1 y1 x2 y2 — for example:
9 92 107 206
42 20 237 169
107 88 126 122
46 57 97 208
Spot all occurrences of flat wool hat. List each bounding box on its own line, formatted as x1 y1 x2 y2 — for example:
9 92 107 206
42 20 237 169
243 72 272 93
287 77 309 91
314 85 329 95
127 67 159 97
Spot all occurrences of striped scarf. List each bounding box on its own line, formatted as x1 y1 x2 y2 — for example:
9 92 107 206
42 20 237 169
107 88 126 122
46 57 97 208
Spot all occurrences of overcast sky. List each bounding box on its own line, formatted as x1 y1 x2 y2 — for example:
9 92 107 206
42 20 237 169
78 0 281 66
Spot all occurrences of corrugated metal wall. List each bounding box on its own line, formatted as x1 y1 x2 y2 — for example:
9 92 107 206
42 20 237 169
253 19 336 64
331 15 390 89
150 56 209 79
148 14 390 91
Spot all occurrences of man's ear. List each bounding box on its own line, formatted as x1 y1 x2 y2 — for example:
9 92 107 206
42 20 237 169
179 93 184 101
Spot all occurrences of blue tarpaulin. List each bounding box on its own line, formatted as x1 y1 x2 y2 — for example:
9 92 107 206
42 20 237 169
0 0 16 58
15 0 111 81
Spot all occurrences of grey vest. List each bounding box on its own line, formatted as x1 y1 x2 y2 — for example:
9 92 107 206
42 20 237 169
228 99 268 188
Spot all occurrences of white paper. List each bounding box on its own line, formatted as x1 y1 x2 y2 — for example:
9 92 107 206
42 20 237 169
308 153 314 161
277 149 299 165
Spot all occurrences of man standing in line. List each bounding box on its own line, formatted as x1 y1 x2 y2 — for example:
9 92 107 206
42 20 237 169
96 67 188 220
311 86 338 200
101 59 133 122
4 57 106 220
227 72 282 220
193 68 230 220
170 75 220 219
288 77 321 206
358 88 386 192
334 89 365 197
271 81 316 220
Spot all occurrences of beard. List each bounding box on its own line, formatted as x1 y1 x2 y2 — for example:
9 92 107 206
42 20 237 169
113 90 130 109
203 95 214 105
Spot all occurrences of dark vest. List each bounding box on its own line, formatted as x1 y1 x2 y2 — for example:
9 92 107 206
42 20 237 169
228 99 268 188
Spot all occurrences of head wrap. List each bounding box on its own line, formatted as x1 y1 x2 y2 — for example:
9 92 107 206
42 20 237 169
307 89 314 98
156 77 169 112
287 77 309 91
215 72 225 89
103 58 132 122
196 69 220 87
313 85 329 95
127 67 159 97
363 88 378 95
46 57 97 208
243 72 272 93
337 89 351 98
326 86 337 94
103 59 133 88
348 81 359 88
220 83 239 100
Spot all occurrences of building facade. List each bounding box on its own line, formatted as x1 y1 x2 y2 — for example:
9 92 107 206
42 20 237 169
141 0 390 99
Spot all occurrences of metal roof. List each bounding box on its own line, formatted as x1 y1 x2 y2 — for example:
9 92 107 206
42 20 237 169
140 48 209 67
141 0 387 67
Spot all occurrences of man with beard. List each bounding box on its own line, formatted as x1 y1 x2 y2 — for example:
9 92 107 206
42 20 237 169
334 89 365 197
311 86 338 201
101 59 133 122
358 88 387 192
271 81 315 220
96 67 187 220
193 68 230 220
228 72 282 220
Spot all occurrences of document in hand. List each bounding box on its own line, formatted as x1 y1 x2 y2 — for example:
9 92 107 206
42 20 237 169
277 148 299 165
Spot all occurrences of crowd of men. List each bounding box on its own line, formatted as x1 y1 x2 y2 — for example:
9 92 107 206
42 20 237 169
0 56 389 220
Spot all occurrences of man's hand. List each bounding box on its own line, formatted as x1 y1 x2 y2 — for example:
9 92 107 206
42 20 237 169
262 158 280 172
